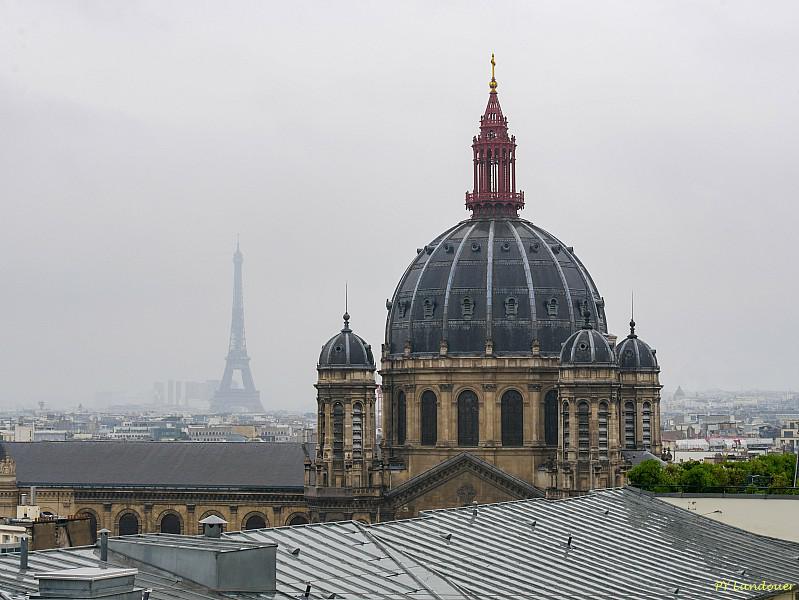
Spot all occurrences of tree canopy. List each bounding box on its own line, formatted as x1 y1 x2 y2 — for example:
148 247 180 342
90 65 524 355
627 454 797 494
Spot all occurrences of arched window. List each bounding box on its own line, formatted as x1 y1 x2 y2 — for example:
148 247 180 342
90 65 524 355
642 402 652 450
501 390 523 447
160 513 181 534
288 514 309 526
457 390 479 447
420 391 437 446
562 401 570 450
397 392 407 445
352 402 363 459
544 390 558 446
624 401 636 449
118 513 139 536
244 514 267 530
598 402 609 459
332 402 344 463
578 401 590 461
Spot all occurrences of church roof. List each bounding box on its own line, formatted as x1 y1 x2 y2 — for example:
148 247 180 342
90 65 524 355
385 218 607 357
1 441 308 489
560 320 615 365
318 312 375 370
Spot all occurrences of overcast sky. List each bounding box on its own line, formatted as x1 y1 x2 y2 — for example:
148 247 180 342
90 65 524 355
2 1 798 410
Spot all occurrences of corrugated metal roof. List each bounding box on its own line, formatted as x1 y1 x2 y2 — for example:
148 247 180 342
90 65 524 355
1 441 308 489
0 489 796 600
229 488 799 600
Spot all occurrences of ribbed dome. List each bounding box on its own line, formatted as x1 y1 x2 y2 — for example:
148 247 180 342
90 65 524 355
616 321 658 370
385 218 607 357
560 326 615 365
319 313 375 370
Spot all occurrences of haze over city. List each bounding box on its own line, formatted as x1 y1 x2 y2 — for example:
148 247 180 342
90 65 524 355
2 1 798 410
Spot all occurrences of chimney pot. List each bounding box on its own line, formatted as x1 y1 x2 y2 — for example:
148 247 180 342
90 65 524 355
98 529 110 562
20 535 28 570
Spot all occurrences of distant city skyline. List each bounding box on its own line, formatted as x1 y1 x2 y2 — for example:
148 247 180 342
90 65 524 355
3 2 799 408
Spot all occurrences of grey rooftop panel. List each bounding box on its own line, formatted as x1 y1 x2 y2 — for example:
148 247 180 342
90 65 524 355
1 441 307 489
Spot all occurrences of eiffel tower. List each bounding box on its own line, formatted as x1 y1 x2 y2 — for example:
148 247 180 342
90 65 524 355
211 241 264 413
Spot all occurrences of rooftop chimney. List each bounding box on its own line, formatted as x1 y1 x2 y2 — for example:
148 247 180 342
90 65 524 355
32 568 141 600
199 515 227 538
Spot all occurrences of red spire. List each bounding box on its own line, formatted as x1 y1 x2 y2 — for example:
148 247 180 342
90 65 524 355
465 54 524 218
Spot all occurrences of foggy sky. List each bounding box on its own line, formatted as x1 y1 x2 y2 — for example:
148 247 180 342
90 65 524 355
2 1 798 410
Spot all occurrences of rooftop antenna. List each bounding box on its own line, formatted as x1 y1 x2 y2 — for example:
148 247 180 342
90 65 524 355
629 290 637 338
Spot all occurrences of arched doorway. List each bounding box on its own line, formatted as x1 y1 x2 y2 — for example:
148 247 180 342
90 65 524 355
160 513 181 534
244 514 267 530
118 512 139 536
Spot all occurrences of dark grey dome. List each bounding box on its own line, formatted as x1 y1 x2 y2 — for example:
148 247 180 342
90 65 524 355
385 218 607 357
616 321 658 370
319 313 375 370
560 326 615 365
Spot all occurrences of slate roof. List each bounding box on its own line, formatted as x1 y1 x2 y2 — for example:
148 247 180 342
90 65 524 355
0 441 308 489
386 217 607 357
318 313 375 370
560 326 615 365
617 333 659 370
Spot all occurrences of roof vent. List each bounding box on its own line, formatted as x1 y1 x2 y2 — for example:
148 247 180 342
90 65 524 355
33 568 142 600
199 515 227 538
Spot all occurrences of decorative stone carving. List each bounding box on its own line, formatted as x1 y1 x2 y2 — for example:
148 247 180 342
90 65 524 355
482 383 497 391
456 483 476 506
0 458 15 476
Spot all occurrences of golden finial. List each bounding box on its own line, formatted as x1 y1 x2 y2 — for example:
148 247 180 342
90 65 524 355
489 53 497 91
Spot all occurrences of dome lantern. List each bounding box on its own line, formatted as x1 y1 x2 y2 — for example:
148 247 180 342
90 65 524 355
465 54 525 219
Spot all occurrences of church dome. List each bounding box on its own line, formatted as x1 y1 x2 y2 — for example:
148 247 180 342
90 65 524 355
384 59 607 359
385 218 607 357
615 319 658 370
319 313 375 370
560 320 615 365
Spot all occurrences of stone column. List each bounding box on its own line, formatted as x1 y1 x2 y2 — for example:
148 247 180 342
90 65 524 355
406 386 418 445
527 384 541 444
440 384 453 445
483 383 497 445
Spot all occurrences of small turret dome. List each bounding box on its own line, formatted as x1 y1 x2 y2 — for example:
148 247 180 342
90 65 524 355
318 313 375 370
560 314 615 365
616 318 658 370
